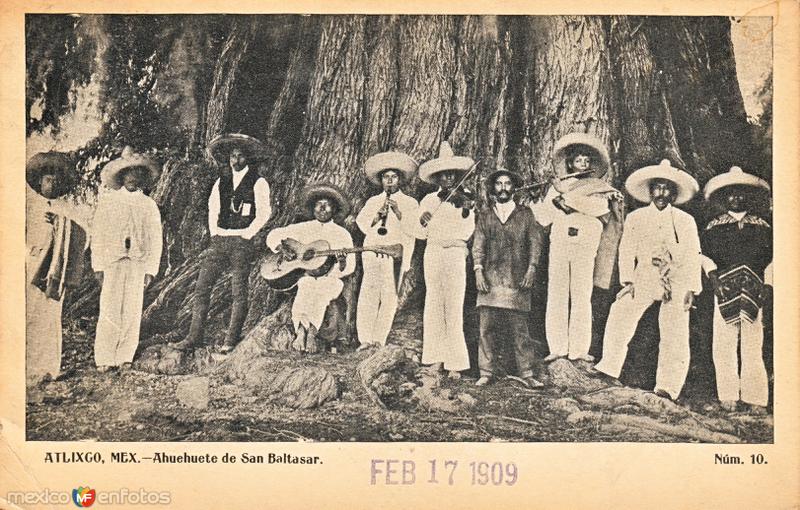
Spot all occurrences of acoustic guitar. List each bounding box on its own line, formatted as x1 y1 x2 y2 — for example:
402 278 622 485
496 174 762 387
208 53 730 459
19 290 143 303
260 239 403 291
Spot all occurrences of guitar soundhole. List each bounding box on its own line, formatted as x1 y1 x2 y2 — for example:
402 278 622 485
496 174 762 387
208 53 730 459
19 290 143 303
302 249 316 261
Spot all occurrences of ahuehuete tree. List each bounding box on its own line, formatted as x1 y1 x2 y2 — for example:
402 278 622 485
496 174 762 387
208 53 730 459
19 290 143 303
27 15 769 380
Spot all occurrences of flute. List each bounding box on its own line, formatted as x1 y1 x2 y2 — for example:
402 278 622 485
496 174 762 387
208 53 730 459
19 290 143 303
515 170 594 193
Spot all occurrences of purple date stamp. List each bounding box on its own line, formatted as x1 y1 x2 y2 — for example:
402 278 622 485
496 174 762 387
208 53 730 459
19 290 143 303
370 459 518 486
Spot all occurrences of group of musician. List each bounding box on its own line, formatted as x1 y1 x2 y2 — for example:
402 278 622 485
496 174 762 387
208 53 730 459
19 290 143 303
26 130 773 413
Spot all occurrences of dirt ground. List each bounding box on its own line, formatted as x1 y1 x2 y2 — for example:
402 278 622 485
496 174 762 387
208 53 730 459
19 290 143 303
26 307 773 444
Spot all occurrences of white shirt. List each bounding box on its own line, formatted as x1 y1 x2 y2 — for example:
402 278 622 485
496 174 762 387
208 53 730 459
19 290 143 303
356 190 419 274
618 203 702 295
207 165 272 239
415 189 475 244
91 187 163 276
266 219 355 279
493 200 516 224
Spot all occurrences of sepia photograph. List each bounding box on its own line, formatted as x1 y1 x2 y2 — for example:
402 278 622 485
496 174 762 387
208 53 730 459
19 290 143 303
23 12 775 445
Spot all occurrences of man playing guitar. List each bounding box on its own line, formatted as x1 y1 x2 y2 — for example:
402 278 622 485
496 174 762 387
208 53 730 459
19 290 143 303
265 184 355 353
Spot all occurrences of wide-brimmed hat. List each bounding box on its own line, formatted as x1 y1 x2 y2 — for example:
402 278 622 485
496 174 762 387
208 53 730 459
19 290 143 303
485 168 523 189
207 133 268 165
26 151 76 198
625 159 699 205
100 146 162 190
552 132 610 178
300 183 352 222
364 151 418 184
703 166 771 201
419 141 475 184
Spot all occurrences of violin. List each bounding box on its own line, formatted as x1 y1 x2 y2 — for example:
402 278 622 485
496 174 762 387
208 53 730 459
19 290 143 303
446 187 477 217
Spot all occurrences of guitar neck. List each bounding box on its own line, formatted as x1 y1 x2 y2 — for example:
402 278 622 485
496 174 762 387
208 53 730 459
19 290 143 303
315 246 375 257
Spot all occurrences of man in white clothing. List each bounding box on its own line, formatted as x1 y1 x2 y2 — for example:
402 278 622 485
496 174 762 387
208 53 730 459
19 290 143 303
92 147 163 371
356 151 419 349
26 152 90 387
416 141 476 379
266 184 355 353
531 133 622 363
173 134 272 353
594 159 702 401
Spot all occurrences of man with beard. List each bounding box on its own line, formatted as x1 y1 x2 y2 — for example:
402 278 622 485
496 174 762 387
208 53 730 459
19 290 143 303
26 152 90 387
172 134 272 354
355 152 419 349
415 141 476 380
701 166 772 414
530 133 623 364
594 160 702 401
266 184 355 353
472 169 545 388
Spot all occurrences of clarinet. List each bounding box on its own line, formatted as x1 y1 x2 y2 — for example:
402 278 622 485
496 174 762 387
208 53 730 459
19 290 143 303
377 190 391 236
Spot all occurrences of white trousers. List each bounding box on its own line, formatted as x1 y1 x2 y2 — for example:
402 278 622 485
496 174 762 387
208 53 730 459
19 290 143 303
546 215 602 359
713 299 768 406
293 275 343 331
422 245 469 371
95 258 146 367
357 253 398 346
595 292 690 399
26 284 64 384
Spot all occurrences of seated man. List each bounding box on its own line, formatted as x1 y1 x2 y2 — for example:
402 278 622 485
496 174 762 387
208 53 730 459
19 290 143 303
266 184 355 353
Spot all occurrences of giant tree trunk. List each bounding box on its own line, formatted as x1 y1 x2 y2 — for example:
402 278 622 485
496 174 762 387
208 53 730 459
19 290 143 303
66 16 761 369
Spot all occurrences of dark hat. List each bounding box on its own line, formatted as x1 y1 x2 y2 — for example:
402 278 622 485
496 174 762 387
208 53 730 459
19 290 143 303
300 183 352 222
485 168 524 189
26 151 76 198
207 133 268 165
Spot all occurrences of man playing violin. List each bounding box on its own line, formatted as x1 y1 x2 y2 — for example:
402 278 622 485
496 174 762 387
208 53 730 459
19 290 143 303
266 184 355 353
415 141 476 380
355 152 420 350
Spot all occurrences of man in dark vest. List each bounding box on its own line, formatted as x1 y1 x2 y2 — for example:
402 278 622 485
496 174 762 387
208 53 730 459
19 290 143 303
172 134 272 353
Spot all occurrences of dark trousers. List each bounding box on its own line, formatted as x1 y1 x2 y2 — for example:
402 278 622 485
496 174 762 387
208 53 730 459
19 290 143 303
187 236 254 345
478 306 536 378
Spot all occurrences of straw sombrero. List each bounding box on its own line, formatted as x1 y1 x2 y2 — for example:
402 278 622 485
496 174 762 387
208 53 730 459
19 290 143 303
207 133 268 165
300 183 352 222
364 151 418 184
703 166 771 201
100 146 162 190
485 168 523 189
26 151 75 198
419 141 475 184
552 132 610 178
625 159 699 205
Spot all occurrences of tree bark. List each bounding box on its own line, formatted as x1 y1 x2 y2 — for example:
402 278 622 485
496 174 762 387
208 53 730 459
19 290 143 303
58 15 763 365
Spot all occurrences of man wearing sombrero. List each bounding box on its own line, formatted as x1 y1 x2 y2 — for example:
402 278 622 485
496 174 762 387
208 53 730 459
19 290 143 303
266 183 355 353
701 166 772 413
415 141 476 379
92 146 163 371
531 133 623 364
472 168 545 388
594 159 702 401
173 134 272 353
26 151 90 386
355 151 419 349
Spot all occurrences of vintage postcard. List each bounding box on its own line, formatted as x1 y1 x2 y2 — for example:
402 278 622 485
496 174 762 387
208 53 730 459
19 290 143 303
1 0 798 508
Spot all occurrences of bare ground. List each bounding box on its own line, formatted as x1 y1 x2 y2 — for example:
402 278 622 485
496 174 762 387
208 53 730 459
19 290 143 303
26 309 773 444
